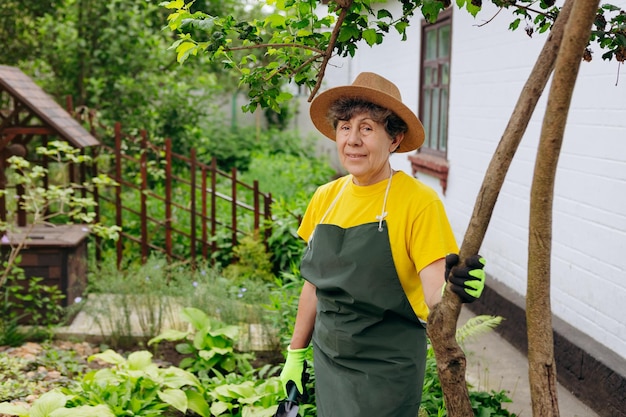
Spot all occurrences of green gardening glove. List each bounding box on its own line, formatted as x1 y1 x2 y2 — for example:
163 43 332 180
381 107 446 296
279 345 309 397
444 253 486 303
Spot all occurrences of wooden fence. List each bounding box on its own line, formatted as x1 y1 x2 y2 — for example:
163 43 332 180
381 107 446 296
90 122 273 267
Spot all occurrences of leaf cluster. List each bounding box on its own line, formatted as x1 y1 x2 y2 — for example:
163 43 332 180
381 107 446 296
149 307 254 380
504 0 625 63
163 0 626 115
590 3 626 62
163 0 428 112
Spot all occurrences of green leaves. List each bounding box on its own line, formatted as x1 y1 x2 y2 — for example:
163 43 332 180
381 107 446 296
0 391 117 417
28 391 67 417
149 307 254 378
71 349 208 417
1 141 118 242
161 0 422 111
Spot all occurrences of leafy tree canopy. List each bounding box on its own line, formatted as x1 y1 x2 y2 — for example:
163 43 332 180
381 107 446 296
1 0 270 155
162 0 626 112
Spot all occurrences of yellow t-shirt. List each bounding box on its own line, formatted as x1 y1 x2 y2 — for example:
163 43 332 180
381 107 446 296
298 171 459 320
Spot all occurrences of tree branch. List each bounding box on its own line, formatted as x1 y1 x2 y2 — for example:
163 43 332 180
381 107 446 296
308 0 354 101
225 43 325 55
527 0 600 414
426 0 575 415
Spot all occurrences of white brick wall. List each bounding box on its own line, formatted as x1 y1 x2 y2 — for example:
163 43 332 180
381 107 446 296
309 2 626 359
448 4 626 360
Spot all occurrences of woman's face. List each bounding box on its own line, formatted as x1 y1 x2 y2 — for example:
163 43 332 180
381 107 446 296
335 113 403 186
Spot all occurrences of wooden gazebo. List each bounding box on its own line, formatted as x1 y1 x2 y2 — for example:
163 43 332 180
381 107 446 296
0 66 101 315
0 65 100 225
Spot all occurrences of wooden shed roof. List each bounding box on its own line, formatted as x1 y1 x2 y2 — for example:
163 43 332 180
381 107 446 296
0 65 99 148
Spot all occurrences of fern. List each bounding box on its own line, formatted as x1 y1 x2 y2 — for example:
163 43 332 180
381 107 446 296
456 314 503 345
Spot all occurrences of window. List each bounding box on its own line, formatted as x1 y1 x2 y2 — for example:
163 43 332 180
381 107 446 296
409 9 451 193
420 10 451 156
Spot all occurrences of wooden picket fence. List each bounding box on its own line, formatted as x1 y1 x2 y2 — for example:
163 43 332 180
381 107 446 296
89 122 273 267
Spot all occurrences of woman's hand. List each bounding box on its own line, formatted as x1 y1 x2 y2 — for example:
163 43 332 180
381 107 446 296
444 253 486 303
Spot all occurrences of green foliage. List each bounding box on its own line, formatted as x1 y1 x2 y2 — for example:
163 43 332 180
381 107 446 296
148 307 254 380
83 253 276 348
82 255 185 349
0 315 26 347
6 0 310 156
163 0 426 112
60 349 209 417
0 1 62 66
150 307 288 417
223 234 276 284
0 140 119 282
0 390 116 417
9 0 243 155
469 389 515 417
193 125 259 172
590 3 626 62
0 354 31 402
1 261 65 327
239 129 335 273
265 197 309 274
456 314 503 346
0 141 119 234
202 371 283 417
0 344 88 404
263 266 305 348
0 140 118 342
163 0 626 114
419 316 516 416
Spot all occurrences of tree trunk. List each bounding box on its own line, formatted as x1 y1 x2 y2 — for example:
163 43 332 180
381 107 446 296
426 1 574 414
527 0 600 415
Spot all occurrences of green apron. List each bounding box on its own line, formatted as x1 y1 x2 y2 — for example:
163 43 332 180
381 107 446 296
301 213 428 417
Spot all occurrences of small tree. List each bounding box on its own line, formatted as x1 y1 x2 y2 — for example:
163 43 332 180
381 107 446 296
0 140 119 330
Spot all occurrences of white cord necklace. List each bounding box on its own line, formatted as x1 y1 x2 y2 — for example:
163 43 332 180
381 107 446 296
376 166 393 232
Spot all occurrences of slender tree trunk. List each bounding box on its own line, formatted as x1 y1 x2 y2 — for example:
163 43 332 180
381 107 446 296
426 1 574 414
527 1 600 415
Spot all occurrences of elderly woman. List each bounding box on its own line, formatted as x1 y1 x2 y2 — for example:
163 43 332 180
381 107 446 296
279 72 486 417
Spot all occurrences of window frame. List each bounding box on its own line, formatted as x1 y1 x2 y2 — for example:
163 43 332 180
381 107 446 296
418 8 452 158
409 8 452 193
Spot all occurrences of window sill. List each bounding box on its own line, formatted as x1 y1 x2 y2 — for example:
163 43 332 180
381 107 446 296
408 153 449 194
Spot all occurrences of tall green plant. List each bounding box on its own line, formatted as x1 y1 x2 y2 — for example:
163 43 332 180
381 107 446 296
148 307 254 380
0 141 119 286
68 349 209 417
82 256 183 348
0 141 119 340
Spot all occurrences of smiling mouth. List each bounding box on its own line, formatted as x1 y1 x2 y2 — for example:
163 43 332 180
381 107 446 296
346 154 366 158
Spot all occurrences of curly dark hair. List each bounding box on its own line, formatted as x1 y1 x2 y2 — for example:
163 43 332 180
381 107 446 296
326 97 408 141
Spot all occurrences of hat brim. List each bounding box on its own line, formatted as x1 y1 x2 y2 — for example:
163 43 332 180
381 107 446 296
309 85 425 153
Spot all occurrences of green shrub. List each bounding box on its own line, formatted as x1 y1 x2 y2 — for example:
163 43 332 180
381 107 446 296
223 234 275 284
64 349 209 417
149 307 254 380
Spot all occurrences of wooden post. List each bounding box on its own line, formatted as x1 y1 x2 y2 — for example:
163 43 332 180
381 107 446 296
16 182 26 227
91 146 101 261
114 122 123 269
140 130 148 264
201 167 208 258
190 148 197 266
231 167 237 247
264 192 272 243
253 180 260 231
210 157 217 260
165 139 173 261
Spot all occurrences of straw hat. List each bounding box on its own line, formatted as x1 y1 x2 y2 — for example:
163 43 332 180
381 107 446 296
309 72 425 153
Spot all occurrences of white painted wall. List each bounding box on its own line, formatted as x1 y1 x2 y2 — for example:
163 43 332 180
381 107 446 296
302 2 626 360
448 3 626 360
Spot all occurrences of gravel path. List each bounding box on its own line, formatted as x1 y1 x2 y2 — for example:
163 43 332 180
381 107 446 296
0 340 105 409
